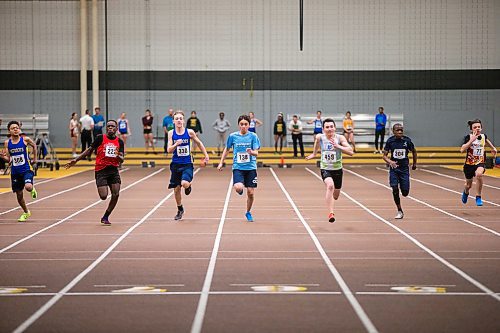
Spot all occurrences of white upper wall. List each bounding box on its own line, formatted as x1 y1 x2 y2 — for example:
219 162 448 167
1 0 499 70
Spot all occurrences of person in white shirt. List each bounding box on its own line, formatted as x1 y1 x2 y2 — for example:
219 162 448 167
79 109 94 160
288 114 304 158
212 112 231 156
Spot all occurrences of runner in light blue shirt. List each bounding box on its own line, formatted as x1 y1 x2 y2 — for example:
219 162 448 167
217 114 260 222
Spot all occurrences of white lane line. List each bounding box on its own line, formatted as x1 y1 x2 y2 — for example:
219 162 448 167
12 168 181 333
0 285 46 288
2 291 497 297
271 168 378 333
0 168 130 215
375 167 500 207
344 168 500 237
306 168 500 302
421 168 500 189
190 177 233 333
0 168 164 254
0 168 94 196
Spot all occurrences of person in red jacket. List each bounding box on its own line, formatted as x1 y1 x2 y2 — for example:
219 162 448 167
65 120 124 225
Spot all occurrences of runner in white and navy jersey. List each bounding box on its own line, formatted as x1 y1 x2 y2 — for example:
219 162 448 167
382 123 418 220
217 114 261 222
0 121 38 222
306 118 353 223
167 110 209 221
248 112 263 133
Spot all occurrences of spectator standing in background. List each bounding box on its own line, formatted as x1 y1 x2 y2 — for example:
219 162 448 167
142 109 157 155
212 112 231 156
187 110 203 153
273 113 286 155
308 110 323 141
248 112 263 133
69 112 80 157
117 112 131 152
92 107 105 142
288 114 304 158
374 106 387 154
162 108 174 155
343 111 356 153
80 109 94 161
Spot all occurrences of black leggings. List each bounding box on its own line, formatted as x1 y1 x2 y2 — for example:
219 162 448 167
375 129 385 150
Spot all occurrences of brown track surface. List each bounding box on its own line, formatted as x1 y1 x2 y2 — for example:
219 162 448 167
0 166 499 333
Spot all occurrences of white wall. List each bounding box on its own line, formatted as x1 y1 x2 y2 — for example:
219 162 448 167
1 0 499 70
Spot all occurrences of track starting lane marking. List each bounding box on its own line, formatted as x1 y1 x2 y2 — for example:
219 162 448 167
111 286 167 293
391 286 446 293
250 285 308 292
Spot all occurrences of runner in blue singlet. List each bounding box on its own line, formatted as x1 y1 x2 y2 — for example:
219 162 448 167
167 110 210 221
0 121 38 222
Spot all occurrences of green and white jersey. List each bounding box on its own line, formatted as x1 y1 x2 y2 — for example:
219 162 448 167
319 134 343 170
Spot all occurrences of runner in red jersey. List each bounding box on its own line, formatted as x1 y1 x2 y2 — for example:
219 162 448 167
65 120 124 225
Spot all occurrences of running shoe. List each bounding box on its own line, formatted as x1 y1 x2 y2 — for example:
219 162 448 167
328 212 335 223
185 186 192 196
395 211 404 219
100 216 111 226
475 196 483 206
31 187 38 199
461 191 468 204
174 210 184 220
245 211 254 222
18 211 31 222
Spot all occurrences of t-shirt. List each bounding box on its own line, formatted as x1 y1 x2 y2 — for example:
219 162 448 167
92 114 105 131
226 131 260 170
384 136 415 168
375 113 387 131
463 134 487 165
163 115 174 131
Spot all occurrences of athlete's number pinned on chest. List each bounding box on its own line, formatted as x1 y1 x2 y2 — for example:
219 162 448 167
12 154 26 166
237 152 250 163
322 151 337 162
177 145 190 157
105 145 117 158
393 149 406 159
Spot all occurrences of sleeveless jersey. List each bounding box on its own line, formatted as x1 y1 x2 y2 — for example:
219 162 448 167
319 134 342 170
117 119 128 134
464 134 486 165
172 129 192 164
249 119 256 132
313 119 323 134
343 118 353 130
95 135 121 171
8 137 33 175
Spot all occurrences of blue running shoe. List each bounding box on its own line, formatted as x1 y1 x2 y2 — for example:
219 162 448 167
476 196 483 206
245 211 254 222
461 191 468 204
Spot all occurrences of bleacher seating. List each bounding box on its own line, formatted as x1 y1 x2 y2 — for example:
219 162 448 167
0 114 49 141
285 113 403 147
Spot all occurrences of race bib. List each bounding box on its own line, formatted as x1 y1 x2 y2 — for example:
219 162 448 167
322 151 337 162
12 154 26 167
105 145 117 158
473 147 483 157
119 122 126 129
237 152 250 163
176 145 190 157
315 121 322 128
393 149 406 159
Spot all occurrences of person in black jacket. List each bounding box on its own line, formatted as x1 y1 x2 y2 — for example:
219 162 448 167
187 110 203 153
273 113 286 155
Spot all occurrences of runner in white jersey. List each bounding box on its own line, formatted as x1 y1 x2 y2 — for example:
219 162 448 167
306 118 354 223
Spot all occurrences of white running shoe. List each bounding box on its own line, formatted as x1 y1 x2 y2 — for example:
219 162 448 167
395 211 404 219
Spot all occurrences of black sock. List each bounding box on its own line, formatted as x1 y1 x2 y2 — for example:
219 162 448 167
103 210 111 218
177 205 184 212
476 195 481 199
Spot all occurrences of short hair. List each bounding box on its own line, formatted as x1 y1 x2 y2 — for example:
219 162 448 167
323 118 336 128
238 114 251 124
378 106 384 111
392 123 403 130
219 112 225 117
7 120 20 130
317 110 322 114
467 118 481 129
173 110 185 117
107 119 118 126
